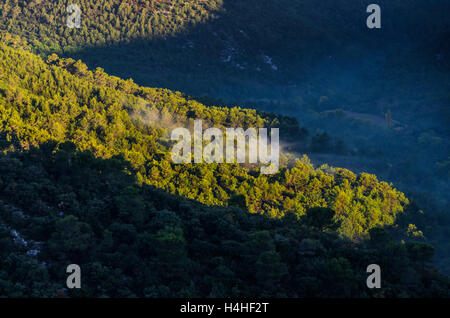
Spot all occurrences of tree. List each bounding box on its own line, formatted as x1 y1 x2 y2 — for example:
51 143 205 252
303 207 340 232
386 109 392 128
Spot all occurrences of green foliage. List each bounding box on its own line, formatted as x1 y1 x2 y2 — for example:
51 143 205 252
0 143 448 297
0 42 409 239
0 0 448 297
0 41 446 298
0 0 222 54
303 207 341 232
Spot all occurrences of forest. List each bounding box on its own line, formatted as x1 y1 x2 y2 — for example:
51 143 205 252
0 0 449 297
1 141 447 297
0 42 411 239
0 37 447 298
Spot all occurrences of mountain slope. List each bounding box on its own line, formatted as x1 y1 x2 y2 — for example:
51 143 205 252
0 42 410 239
1 142 448 297
0 9 449 296
2 0 448 211
3 0 448 100
0 44 447 296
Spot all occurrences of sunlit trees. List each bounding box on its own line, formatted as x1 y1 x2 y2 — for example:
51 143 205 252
0 142 447 297
0 42 411 239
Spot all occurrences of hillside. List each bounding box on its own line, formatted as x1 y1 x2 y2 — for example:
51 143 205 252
1 1 448 203
0 1 449 297
0 42 448 297
2 0 448 101
1 1 448 201
0 41 411 238
1 142 448 297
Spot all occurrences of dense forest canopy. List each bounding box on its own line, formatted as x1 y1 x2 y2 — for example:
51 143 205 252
1 0 448 100
1 0 447 199
0 42 411 239
0 0 449 297
0 142 447 297
0 42 448 297
0 0 446 91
